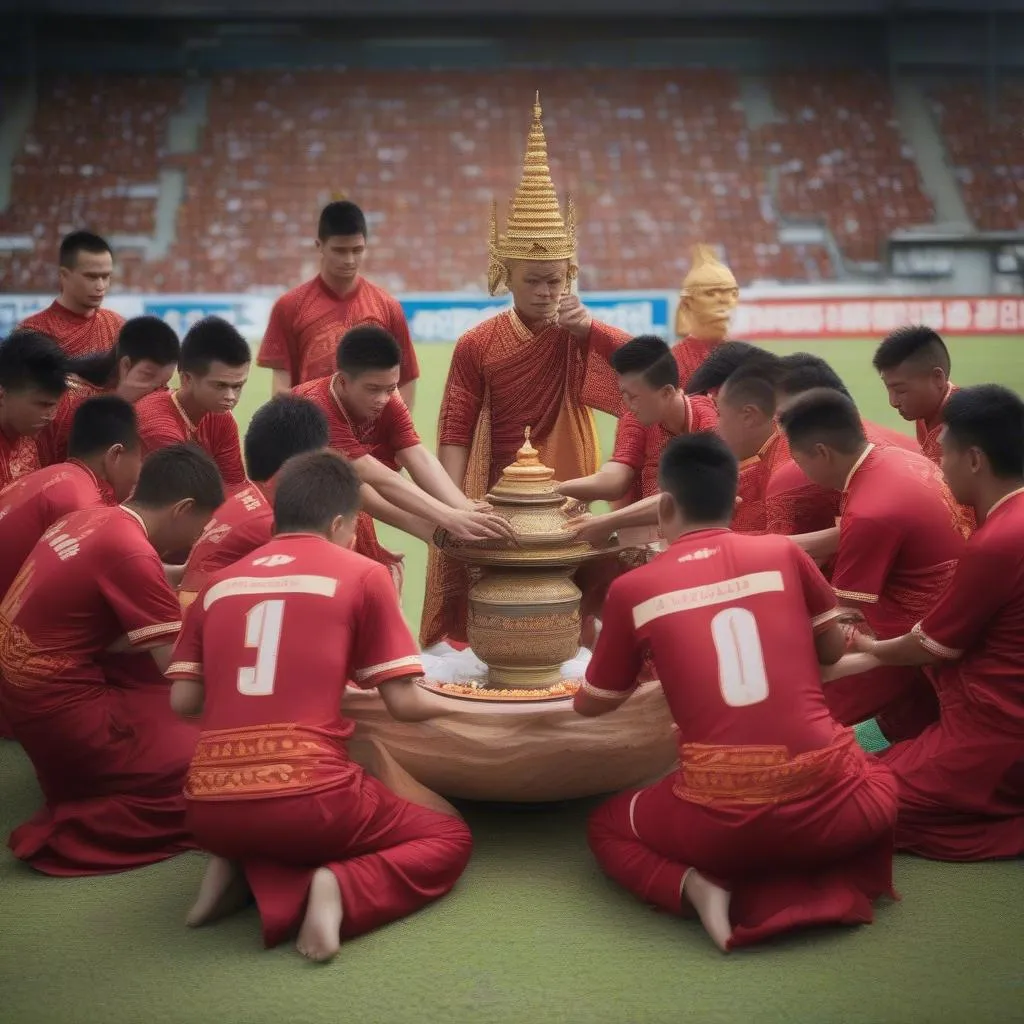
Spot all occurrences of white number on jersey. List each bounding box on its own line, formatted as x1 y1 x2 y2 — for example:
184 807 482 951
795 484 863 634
711 606 770 708
237 599 285 697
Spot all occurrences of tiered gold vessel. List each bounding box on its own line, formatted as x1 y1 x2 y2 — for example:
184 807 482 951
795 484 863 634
438 428 613 692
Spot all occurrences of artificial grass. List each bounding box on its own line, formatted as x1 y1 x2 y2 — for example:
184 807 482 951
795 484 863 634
1 335 1022 1022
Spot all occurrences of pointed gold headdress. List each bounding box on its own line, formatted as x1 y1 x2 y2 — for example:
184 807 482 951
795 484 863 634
681 244 736 295
487 93 577 296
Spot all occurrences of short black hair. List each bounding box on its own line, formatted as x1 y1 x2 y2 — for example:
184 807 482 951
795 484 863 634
777 353 854 401
610 335 679 390
658 432 738 523
68 395 140 459
943 384 1024 479
244 395 329 483
132 443 225 512
872 324 951 375
336 324 402 377
0 329 69 397
719 356 783 416
778 387 867 456
318 201 367 242
273 449 362 535
685 341 761 396
179 317 251 376
68 316 181 388
58 230 112 270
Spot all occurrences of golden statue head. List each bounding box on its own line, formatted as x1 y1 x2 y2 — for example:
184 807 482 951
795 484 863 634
675 244 739 342
487 93 577 317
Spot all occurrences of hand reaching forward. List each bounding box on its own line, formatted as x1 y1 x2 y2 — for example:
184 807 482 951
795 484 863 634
565 513 615 548
445 508 519 544
557 295 593 339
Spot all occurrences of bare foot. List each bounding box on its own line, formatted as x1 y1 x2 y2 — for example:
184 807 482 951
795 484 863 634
186 856 250 927
683 870 733 953
296 867 343 963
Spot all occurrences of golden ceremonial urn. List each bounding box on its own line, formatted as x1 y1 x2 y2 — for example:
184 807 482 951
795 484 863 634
441 428 609 690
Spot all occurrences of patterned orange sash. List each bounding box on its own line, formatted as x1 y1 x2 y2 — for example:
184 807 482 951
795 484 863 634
185 723 357 801
673 730 859 807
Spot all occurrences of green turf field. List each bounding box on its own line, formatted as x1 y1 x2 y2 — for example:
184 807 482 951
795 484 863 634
1 334 1022 1024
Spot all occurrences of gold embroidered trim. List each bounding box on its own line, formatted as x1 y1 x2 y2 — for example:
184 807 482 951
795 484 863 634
167 660 203 678
353 654 423 682
582 678 634 701
127 620 182 645
833 588 879 605
811 606 842 628
911 622 962 660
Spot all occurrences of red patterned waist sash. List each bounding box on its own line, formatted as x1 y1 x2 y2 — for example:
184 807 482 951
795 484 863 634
186 723 356 801
673 730 859 807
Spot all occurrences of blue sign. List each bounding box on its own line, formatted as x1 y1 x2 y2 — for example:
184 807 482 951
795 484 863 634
142 300 262 336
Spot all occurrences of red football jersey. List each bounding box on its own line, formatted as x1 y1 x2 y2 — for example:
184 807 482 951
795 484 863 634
292 374 420 471
832 444 965 638
0 505 182 696
135 389 247 490
0 428 41 490
610 395 719 500
733 429 794 535
913 488 1024 731
0 460 107 597
581 528 841 754
179 483 273 598
36 377 108 468
168 534 423 798
258 275 420 389
19 302 124 359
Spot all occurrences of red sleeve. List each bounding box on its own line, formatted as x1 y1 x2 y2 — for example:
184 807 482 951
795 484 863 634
913 542 1011 659
610 413 647 472
387 298 420 386
585 318 628 362
208 414 248 488
831 508 902 606
383 395 421 454
791 543 842 634
167 593 206 679
349 564 424 688
578 577 642 704
257 293 297 373
438 337 484 448
98 551 183 648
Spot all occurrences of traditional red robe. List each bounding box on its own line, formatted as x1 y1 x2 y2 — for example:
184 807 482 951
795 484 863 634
169 535 472 947
178 482 274 607
674 335 720 392
882 488 1024 861
0 505 196 875
831 444 966 741
135 388 248 493
420 311 627 647
293 374 418 586
19 302 124 359
258 275 420 389
580 529 897 948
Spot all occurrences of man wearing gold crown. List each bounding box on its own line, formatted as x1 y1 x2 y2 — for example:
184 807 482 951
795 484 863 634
420 95 628 648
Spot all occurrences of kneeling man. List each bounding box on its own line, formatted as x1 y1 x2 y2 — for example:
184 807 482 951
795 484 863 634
576 433 898 952
168 450 473 962
0 444 223 875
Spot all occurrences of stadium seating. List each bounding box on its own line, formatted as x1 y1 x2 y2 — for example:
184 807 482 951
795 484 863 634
928 79 1024 231
0 68 1010 291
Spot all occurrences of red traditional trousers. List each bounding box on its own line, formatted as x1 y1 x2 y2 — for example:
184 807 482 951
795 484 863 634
587 735 899 949
186 770 473 948
4 679 198 875
882 695 1024 861
828 663 940 744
